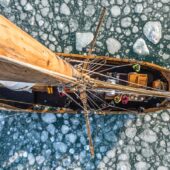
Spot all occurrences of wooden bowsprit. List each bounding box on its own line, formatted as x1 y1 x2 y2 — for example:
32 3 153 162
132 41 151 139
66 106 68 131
80 7 106 157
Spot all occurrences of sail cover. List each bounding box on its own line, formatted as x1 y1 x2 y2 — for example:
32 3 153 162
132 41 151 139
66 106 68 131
0 81 35 92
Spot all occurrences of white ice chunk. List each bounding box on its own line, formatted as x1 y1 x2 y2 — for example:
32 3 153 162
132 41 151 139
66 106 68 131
117 161 131 170
139 129 157 143
41 0 48 7
41 131 49 142
60 3 70 15
0 115 5 133
110 5 121 17
132 26 139 33
65 133 77 143
46 124 56 135
36 155 45 165
41 113 56 124
69 18 78 32
61 125 69 134
141 147 154 158
134 162 150 170
123 5 131 15
161 112 170 122
24 3 33 11
53 142 67 153
0 0 10 7
84 5 95 17
20 0 27 6
133 38 149 55
106 149 116 159
157 166 169 170
41 7 49 17
125 127 137 138
143 21 162 44
161 0 170 3
134 4 143 13
76 32 94 51
121 17 132 28
106 37 121 54
162 53 170 60
28 153 35 165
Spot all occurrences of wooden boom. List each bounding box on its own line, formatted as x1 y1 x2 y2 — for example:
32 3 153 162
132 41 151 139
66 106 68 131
92 79 170 98
0 15 80 84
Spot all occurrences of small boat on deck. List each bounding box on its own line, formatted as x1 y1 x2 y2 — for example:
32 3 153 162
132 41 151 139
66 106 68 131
0 9 170 156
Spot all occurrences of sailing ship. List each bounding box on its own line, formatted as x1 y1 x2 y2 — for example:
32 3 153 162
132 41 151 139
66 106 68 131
0 8 170 155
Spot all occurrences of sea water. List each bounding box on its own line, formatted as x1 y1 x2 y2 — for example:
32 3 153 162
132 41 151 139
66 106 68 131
0 0 170 169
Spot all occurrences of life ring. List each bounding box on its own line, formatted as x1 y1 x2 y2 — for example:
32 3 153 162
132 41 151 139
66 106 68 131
114 95 122 104
122 95 129 104
132 64 140 72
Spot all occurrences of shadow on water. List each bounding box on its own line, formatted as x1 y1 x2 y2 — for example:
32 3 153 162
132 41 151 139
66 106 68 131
0 110 135 169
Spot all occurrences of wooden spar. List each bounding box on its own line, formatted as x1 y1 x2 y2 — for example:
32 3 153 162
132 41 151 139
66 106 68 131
92 79 170 98
0 15 81 84
0 56 77 84
82 7 106 70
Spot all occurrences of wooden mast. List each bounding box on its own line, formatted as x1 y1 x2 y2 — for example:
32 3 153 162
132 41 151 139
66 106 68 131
0 15 80 84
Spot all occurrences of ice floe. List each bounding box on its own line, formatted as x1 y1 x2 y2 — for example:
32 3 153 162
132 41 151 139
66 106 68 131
157 166 169 170
24 3 33 11
133 38 149 55
141 147 154 157
121 17 132 28
123 5 131 15
84 5 95 17
106 38 121 54
41 7 49 17
125 127 137 138
20 0 27 6
28 153 35 165
61 125 70 134
161 112 170 122
134 161 150 170
134 3 143 13
36 155 45 165
0 0 10 7
110 5 121 17
117 161 131 170
60 3 70 15
47 124 56 135
106 149 116 158
41 130 49 142
41 0 48 7
41 113 56 124
139 129 157 143
143 21 162 44
69 18 78 32
53 142 67 153
0 115 5 133
76 32 94 51
161 0 170 3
